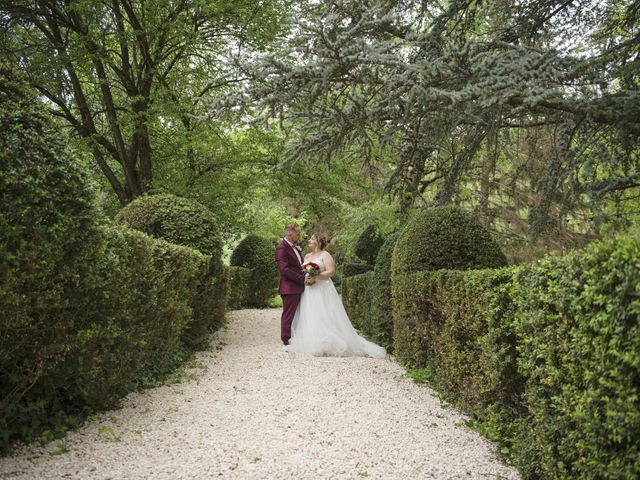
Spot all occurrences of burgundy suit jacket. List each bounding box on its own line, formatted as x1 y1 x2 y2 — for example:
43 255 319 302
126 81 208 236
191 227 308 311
275 240 306 295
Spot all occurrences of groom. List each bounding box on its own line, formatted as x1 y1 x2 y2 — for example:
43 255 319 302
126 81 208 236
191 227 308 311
275 223 316 345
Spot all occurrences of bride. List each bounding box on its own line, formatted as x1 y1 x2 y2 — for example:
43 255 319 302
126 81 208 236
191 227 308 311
283 233 386 358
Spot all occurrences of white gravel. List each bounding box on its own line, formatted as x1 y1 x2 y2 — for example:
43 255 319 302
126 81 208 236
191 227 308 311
0 309 520 480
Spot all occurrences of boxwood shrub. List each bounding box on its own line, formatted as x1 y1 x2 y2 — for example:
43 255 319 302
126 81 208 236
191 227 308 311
227 266 252 309
354 224 384 265
392 206 507 280
230 235 278 307
392 234 640 479
115 193 227 327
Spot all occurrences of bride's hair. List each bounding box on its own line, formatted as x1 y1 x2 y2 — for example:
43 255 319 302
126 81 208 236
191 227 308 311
312 233 330 250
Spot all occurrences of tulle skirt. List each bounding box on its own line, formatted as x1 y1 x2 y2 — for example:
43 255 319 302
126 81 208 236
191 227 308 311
283 278 386 358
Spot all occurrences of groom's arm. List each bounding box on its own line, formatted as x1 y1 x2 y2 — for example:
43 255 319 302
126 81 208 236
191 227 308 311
275 246 306 285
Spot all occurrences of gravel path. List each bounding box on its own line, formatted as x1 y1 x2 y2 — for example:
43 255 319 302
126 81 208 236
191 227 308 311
0 309 520 479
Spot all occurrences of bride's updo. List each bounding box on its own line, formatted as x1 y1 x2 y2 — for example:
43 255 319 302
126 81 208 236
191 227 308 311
313 233 330 250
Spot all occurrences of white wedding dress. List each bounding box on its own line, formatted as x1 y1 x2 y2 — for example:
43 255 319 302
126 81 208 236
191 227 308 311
284 254 386 358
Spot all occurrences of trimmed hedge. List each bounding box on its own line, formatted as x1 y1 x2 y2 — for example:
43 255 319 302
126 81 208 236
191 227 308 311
342 271 375 337
341 262 374 278
392 234 640 479
114 193 222 256
0 223 217 451
69 227 214 407
370 232 401 348
1 71 105 450
227 266 252 310
392 206 507 279
0 71 225 451
354 224 384 265
114 193 227 326
230 235 278 308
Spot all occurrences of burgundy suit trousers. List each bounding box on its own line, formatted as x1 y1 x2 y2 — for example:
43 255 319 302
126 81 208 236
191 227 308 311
280 293 301 345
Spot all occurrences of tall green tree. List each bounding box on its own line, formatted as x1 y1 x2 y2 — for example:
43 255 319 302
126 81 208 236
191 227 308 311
1 0 285 205
237 0 640 239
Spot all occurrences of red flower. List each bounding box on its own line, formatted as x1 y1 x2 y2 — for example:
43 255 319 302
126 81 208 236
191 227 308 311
302 262 321 276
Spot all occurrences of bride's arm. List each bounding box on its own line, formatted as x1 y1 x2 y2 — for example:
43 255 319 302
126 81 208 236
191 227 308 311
317 252 336 279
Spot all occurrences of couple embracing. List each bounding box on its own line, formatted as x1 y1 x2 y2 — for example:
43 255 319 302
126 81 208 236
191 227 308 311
274 223 386 358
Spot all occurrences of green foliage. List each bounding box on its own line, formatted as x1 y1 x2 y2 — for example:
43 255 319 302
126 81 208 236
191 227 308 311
230 235 278 307
114 193 227 326
0 77 225 449
392 233 640 479
70 227 207 408
325 199 405 259
227 266 252 309
341 262 374 278
0 70 104 450
512 235 640 479
341 271 375 338
370 232 401 348
114 193 222 256
354 224 384 265
342 232 401 350
392 206 507 278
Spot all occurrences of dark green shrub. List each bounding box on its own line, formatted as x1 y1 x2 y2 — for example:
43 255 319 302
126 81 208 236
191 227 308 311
512 235 640 479
230 235 278 307
0 71 104 449
342 271 375 335
370 232 400 348
114 193 222 255
341 262 374 278
354 224 384 265
69 226 202 407
392 267 525 447
392 206 507 279
227 266 252 309
114 193 226 326
392 233 640 479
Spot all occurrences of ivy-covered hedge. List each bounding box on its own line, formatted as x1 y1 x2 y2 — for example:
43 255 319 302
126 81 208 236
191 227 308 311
230 235 278 308
392 234 640 479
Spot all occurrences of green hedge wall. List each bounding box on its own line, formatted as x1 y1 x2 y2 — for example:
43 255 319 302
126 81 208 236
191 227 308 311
0 71 226 450
0 226 217 451
342 271 375 338
70 227 213 406
341 262 374 278
392 234 640 479
227 266 252 309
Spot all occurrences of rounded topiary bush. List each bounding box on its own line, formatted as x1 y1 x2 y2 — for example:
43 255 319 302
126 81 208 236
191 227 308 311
392 206 507 277
115 193 226 326
354 224 385 265
114 193 222 256
230 235 278 307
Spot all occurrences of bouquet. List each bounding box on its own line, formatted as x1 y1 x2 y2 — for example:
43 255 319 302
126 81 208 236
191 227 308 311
302 262 320 277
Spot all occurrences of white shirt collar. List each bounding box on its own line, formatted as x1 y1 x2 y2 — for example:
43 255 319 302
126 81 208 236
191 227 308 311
284 237 299 249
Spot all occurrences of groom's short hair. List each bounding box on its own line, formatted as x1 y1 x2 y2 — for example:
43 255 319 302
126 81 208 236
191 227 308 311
284 223 300 234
